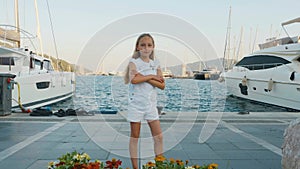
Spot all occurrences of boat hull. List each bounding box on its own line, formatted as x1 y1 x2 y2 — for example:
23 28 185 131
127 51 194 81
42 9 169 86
222 66 300 111
11 71 75 110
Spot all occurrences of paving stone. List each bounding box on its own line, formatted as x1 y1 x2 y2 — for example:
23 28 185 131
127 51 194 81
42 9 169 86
0 112 298 169
215 150 253 160
208 142 239 151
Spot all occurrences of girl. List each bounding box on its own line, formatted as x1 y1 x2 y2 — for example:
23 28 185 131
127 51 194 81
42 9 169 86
124 33 165 169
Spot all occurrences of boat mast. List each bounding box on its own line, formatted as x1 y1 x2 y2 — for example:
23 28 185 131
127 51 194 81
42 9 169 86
34 0 45 58
235 26 243 63
223 6 231 70
14 0 20 47
251 26 258 53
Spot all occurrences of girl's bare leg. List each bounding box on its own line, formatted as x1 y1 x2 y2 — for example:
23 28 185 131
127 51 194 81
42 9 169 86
148 120 163 156
130 122 141 169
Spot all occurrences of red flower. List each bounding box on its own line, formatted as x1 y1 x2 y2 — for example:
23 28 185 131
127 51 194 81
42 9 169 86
105 158 122 169
88 162 100 169
73 163 88 169
55 161 65 167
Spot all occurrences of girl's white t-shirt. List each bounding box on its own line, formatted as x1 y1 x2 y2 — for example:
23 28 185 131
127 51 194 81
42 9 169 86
127 57 160 122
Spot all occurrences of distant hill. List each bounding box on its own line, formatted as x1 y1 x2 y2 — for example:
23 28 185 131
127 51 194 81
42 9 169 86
41 54 74 72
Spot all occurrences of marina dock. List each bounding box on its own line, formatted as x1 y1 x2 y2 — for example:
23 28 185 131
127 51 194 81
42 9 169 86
0 111 299 169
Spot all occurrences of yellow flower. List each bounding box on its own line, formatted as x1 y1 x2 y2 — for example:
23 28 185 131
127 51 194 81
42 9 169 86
209 163 218 169
155 155 166 162
73 154 81 161
169 158 175 164
146 161 156 167
83 153 91 160
175 159 184 166
193 165 201 169
48 161 54 166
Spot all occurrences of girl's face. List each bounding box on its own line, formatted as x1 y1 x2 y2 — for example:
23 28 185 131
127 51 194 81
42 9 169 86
137 36 154 57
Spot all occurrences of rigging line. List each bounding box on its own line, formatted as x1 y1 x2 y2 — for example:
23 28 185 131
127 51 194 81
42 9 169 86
46 0 62 71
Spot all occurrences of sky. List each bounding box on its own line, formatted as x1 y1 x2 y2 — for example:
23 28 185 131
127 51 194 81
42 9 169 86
1 0 300 72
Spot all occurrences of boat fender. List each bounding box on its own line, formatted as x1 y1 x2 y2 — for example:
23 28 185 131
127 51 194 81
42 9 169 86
30 108 52 116
290 71 295 81
53 109 66 117
239 83 248 95
66 109 77 116
237 111 250 115
241 76 247 86
267 78 274 92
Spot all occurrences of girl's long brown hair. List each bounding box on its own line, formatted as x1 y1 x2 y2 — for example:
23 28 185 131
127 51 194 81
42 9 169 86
124 33 155 84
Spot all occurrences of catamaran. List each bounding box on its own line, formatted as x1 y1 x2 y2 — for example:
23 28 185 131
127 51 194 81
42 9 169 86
0 0 75 111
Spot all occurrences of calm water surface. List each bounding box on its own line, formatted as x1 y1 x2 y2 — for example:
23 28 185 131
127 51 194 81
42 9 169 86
52 75 291 112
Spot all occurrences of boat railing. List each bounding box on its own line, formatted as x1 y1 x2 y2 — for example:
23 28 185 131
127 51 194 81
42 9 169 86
236 62 284 70
0 25 37 51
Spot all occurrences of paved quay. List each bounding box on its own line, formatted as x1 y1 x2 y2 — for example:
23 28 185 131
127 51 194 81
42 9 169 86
0 111 299 169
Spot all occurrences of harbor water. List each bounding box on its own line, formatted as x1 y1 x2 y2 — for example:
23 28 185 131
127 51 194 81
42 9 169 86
52 75 292 113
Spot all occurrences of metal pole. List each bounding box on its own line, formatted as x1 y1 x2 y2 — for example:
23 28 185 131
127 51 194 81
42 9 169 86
34 0 45 58
14 0 20 47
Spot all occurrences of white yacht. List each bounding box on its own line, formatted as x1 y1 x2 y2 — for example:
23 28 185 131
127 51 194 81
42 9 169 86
162 69 173 78
0 1 75 111
194 68 220 80
220 17 300 110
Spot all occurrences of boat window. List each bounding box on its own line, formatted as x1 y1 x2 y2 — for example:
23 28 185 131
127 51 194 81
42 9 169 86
0 57 15 65
43 60 54 71
235 55 291 70
36 81 50 89
34 59 42 69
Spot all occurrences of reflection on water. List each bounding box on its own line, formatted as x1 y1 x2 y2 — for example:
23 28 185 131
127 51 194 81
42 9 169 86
52 75 294 112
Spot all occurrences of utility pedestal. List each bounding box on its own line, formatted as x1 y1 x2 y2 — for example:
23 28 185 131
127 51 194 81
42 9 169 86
0 73 16 116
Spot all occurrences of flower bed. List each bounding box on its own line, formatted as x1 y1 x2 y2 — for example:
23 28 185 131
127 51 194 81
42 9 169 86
48 151 122 169
48 151 218 169
143 155 218 169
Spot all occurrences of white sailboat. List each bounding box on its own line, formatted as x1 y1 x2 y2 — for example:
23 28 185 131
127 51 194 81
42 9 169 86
0 0 75 111
220 17 300 111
